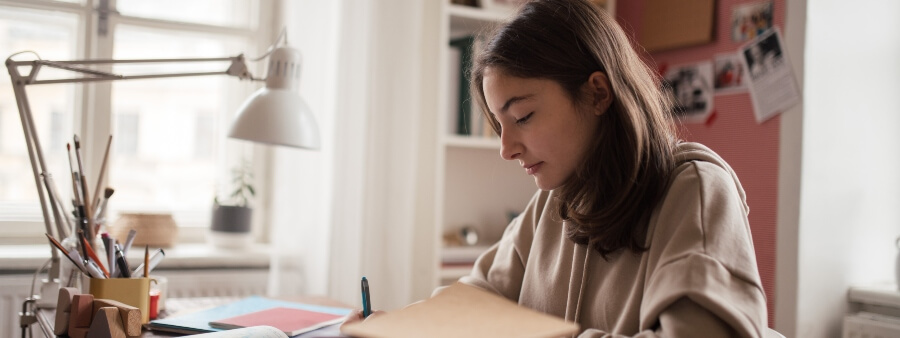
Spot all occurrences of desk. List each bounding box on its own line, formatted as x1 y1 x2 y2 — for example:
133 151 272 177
35 296 351 337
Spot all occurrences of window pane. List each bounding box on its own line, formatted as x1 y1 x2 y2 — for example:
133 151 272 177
0 7 79 223
116 0 257 29
109 25 253 228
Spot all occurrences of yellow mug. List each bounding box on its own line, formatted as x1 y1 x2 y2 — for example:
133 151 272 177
88 277 151 323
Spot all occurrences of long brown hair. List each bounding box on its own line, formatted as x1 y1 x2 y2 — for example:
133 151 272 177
470 0 677 257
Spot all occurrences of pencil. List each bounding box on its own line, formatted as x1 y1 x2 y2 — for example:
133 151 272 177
143 246 149 278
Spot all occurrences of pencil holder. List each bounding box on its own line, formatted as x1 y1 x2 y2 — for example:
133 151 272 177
89 277 152 323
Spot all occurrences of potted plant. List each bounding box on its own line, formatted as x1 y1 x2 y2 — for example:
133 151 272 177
209 160 256 248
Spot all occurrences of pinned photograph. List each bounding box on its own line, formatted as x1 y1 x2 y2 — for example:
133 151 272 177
731 1 773 42
738 28 800 123
743 30 783 80
713 53 747 94
662 61 714 124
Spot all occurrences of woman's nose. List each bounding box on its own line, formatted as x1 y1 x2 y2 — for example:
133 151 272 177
499 130 522 161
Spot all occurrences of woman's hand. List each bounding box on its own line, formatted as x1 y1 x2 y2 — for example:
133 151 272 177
340 309 386 329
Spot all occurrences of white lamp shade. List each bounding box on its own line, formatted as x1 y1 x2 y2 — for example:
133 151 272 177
228 87 321 149
228 46 320 149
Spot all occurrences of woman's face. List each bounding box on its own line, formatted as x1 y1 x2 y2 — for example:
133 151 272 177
482 68 601 190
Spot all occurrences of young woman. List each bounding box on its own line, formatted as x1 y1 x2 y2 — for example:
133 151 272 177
458 0 767 336
343 0 767 336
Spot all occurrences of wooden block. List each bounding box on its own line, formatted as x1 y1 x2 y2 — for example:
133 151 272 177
54 287 80 335
69 327 90 338
86 307 126 338
69 293 95 334
92 298 141 337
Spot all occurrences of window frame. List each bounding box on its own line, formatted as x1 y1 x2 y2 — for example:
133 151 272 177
0 0 275 244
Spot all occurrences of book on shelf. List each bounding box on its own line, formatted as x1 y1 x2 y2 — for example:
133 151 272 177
448 35 496 140
449 35 475 137
209 306 344 336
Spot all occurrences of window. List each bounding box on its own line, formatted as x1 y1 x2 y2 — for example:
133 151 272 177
0 0 271 244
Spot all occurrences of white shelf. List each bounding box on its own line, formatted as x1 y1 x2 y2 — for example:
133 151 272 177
443 134 500 150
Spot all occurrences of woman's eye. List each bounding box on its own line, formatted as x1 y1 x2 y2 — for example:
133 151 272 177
515 112 534 125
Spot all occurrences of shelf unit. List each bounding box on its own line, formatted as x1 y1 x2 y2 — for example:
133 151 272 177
433 3 536 286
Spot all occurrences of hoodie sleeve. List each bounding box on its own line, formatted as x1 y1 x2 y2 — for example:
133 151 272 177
637 160 767 338
576 297 737 338
458 190 544 302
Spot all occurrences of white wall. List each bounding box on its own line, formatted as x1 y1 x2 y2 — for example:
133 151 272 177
794 0 900 336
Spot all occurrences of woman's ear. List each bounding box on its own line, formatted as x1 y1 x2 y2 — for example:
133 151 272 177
587 71 613 116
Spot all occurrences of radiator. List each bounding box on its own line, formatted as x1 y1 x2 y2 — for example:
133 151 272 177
843 312 900 338
0 268 269 337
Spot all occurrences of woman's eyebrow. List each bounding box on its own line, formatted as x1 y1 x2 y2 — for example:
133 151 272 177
497 94 535 115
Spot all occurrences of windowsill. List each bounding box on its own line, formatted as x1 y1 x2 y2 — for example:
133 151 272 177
0 243 271 274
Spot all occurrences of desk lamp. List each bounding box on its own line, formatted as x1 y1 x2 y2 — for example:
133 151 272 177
5 33 320 315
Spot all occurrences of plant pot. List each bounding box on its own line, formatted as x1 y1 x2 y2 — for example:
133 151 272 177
209 205 253 249
211 205 252 233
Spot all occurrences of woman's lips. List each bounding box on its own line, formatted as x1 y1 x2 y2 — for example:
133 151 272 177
525 162 543 175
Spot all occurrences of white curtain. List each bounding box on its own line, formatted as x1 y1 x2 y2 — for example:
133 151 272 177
266 0 438 311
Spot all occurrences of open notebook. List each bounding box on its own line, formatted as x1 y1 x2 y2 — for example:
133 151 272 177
341 282 579 338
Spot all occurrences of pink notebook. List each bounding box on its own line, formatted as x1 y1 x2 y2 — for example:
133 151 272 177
209 307 345 336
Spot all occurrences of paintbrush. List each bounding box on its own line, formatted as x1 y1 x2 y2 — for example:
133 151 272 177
73 135 94 239
91 135 112 212
80 232 109 278
93 187 115 221
93 187 115 234
46 233 85 274
67 143 83 208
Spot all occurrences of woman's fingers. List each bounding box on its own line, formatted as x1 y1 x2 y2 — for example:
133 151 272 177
340 309 365 329
340 309 387 329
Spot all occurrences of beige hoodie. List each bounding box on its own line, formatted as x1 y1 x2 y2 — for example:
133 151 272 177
460 142 767 337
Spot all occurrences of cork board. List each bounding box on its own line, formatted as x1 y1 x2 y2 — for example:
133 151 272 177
639 0 716 52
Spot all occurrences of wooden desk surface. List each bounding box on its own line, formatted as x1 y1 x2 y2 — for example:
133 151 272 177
36 295 352 337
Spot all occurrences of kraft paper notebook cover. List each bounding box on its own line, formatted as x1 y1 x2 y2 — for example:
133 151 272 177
341 282 579 338
148 296 351 336
209 307 344 336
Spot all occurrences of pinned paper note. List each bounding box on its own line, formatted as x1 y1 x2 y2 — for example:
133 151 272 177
739 28 801 123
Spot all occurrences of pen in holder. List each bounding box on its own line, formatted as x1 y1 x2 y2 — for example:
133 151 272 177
88 277 152 323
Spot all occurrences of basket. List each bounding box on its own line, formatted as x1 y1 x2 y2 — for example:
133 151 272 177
110 212 178 248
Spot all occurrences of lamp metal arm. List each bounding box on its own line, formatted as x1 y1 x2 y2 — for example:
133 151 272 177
6 54 258 86
3 52 262 307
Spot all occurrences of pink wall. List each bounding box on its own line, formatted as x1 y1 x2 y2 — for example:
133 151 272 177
617 0 785 326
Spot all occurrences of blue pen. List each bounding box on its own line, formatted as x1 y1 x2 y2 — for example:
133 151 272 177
361 277 372 318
